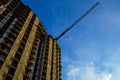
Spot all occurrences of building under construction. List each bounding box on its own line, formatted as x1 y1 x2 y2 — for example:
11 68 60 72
0 0 62 80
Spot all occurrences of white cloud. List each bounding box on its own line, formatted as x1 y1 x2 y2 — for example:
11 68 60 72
106 74 112 80
64 45 120 80
66 63 112 80
67 65 81 80
103 63 120 80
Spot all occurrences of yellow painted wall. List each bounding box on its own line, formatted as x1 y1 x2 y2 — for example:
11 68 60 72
46 37 53 80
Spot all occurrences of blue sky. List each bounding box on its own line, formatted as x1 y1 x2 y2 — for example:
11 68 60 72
21 0 120 80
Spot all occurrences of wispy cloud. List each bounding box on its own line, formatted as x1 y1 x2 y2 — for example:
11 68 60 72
63 44 120 80
66 62 112 80
67 65 80 80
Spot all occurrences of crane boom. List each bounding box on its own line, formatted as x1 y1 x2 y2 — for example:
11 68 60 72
55 2 99 41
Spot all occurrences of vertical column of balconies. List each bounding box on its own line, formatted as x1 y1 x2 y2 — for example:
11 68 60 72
0 1 10 15
56 46 62 80
50 41 54 80
30 26 46 80
0 1 25 38
0 2 28 71
0 0 9 6
50 40 62 80
38 36 53 80
5 12 35 80
47 37 53 80
24 36 39 80
0 0 13 21
12 14 36 80
0 7 33 80
1 1 62 80
0 1 18 37
39 36 49 80
50 40 57 80
0 0 20 24
23 25 41 80
33 41 45 80
0 17 18 68
38 36 61 80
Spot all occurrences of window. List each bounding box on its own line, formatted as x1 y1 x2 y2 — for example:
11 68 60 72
0 60 3 68
11 59 18 67
14 53 21 60
44 61 47 67
42 71 46 79
5 75 12 80
8 67 16 76
0 44 10 53
0 54 6 62
43 66 47 71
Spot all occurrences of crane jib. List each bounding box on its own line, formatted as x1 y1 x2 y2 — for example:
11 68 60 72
55 2 99 41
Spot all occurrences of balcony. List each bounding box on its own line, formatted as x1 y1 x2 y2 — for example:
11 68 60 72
5 37 14 45
26 66 33 73
44 56 48 61
7 34 15 42
15 20 23 27
4 41 12 48
43 66 47 72
32 46 37 51
14 53 21 60
31 50 37 55
17 47 23 54
23 73 30 79
9 32 16 39
27 61 34 66
7 66 16 76
0 44 10 53
0 47 8 55
29 55 35 61
0 60 3 68
5 74 12 80
11 27 19 34
42 71 46 79
0 54 6 62
11 59 19 68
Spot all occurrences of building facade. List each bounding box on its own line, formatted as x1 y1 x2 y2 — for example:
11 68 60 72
0 0 62 80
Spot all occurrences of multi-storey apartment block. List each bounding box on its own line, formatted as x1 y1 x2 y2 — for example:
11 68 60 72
0 0 62 80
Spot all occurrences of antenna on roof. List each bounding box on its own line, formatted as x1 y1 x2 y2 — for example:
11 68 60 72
55 2 99 41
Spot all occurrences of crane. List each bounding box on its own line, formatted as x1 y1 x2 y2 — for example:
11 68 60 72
55 2 99 41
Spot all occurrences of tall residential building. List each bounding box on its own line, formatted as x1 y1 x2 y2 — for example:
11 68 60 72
0 0 62 80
